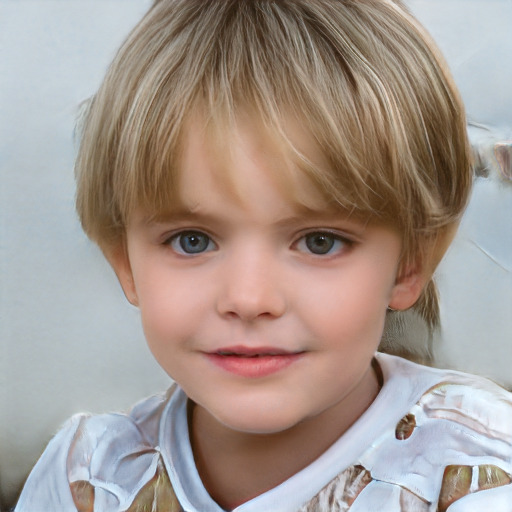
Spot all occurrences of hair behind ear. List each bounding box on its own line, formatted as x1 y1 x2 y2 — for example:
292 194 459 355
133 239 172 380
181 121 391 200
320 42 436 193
414 278 440 331
379 278 439 365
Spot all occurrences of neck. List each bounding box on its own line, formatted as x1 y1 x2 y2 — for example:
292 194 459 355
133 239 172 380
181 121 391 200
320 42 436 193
190 363 381 510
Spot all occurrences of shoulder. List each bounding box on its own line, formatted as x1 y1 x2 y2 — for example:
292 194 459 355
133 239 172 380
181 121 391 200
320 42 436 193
16 387 182 512
67 387 172 472
365 354 512 509
68 388 178 510
377 352 512 435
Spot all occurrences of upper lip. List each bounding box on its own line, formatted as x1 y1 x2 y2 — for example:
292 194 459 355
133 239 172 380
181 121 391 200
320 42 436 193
210 346 302 357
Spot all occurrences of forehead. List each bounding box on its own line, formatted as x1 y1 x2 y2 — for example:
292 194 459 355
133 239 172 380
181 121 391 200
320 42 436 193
172 110 340 217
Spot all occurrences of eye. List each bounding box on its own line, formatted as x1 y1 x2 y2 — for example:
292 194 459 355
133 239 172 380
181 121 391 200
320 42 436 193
295 231 350 256
167 230 216 255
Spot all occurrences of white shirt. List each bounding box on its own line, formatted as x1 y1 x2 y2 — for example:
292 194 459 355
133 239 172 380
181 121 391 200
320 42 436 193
15 354 512 511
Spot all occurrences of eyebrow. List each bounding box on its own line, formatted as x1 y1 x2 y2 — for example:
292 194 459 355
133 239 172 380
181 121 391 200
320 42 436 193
145 204 369 230
274 213 372 234
145 208 212 225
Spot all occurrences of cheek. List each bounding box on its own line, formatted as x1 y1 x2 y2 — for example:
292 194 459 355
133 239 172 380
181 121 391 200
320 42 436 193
296 269 392 340
137 287 198 377
135 269 211 345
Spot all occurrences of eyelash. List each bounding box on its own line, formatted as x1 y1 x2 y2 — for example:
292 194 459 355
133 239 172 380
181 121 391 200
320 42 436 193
164 229 354 257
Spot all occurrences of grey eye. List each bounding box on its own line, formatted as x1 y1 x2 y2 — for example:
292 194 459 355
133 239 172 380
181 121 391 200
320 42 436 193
170 231 215 254
295 231 350 256
305 233 337 254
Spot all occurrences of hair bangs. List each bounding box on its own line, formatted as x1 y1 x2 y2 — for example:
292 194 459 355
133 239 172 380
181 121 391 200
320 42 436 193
75 0 472 335
77 0 470 254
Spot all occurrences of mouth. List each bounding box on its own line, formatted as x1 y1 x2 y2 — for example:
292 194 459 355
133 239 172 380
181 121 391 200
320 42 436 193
206 346 305 378
214 346 299 357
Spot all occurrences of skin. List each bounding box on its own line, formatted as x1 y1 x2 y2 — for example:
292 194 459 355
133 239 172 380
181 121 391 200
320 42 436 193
108 115 426 510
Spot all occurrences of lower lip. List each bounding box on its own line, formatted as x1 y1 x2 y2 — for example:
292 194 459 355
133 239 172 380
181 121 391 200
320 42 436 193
206 353 304 378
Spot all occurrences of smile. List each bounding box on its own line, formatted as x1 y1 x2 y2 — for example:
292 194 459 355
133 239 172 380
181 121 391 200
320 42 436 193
206 346 305 378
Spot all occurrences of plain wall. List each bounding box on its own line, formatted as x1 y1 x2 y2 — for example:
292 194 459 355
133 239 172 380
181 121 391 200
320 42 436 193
1 0 511 508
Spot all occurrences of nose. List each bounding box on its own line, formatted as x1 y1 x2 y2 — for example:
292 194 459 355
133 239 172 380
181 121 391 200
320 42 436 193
216 248 287 321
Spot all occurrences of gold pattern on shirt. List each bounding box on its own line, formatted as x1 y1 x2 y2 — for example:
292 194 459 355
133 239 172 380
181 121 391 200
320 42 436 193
69 457 182 512
438 464 512 511
69 480 94 512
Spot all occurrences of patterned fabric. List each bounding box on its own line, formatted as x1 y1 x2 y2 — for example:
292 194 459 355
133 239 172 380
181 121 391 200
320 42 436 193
69 458 183 512
15 354 512 512
65 457 512 512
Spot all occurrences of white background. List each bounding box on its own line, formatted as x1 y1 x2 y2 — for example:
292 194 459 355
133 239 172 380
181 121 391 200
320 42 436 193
1 0 511 508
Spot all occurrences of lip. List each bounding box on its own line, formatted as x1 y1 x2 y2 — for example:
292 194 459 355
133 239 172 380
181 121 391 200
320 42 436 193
205 345 305 378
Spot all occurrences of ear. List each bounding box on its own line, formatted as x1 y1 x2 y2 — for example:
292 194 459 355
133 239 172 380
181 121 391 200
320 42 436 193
389 226 456 311
388 263 429 311
104 243 139 307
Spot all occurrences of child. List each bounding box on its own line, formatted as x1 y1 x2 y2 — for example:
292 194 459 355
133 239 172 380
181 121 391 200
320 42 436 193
15 0 512 510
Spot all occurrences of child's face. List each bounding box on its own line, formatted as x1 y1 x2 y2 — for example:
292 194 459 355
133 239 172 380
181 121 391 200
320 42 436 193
112 115 420 435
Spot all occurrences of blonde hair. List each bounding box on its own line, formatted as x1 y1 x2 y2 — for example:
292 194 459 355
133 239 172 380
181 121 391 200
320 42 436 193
75 0 473 349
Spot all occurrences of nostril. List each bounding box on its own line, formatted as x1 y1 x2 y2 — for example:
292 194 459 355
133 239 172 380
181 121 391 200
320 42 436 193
217 290 286 321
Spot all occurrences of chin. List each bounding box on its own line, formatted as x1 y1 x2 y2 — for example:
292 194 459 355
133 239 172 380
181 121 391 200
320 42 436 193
212 406 305 435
